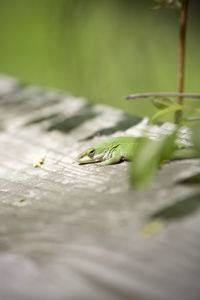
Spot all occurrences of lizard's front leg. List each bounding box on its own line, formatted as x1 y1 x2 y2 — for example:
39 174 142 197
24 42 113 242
99 150 122 166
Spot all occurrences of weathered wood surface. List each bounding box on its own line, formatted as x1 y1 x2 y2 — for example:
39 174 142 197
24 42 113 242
0 75 200 300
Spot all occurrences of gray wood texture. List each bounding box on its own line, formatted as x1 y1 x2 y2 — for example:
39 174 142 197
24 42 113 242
0 75 200 300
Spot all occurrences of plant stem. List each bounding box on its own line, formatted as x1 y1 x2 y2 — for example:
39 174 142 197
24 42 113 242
186 117 200 122
126 92 200 100
175 0 189 124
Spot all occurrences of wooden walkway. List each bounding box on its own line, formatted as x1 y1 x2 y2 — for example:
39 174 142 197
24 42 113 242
0 75 200 300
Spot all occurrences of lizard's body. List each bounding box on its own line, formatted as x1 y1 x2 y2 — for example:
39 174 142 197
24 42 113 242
77 136 196 165
77 137 138 165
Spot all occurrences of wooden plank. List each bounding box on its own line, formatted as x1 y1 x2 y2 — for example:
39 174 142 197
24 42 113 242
0 75 200 300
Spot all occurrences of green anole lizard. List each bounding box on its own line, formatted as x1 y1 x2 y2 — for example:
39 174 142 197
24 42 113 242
77 136 197 166
77 137 137 165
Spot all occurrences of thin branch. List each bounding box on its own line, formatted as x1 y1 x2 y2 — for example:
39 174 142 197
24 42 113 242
126 92 200 100
186 116 200 122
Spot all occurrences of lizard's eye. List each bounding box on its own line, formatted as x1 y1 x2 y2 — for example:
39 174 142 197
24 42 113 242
88 149 96 158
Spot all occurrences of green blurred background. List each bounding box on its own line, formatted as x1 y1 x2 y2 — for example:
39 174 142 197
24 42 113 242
0 0 199 117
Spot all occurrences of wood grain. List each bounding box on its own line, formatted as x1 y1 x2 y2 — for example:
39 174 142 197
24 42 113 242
0 75 200 300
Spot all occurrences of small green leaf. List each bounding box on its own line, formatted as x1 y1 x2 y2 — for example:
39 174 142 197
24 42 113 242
150 97 175 110
18 197 26 202
152 4 162 9
149 104 186 124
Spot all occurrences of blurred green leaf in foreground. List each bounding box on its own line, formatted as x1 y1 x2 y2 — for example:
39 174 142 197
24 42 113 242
130 131 177 188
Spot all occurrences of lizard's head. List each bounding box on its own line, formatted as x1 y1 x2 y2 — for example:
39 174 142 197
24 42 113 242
77 145 106 164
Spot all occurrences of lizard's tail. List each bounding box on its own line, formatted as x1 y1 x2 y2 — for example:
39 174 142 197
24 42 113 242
172 147 199 160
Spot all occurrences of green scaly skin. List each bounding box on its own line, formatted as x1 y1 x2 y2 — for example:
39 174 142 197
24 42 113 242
77 137 139 165
77 136 197 166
